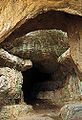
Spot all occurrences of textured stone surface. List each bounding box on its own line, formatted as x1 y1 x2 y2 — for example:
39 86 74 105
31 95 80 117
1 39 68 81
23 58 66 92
23 53 81 106
0 0 82 76
0 30 68 73
29 48 81 106
0 0 82 75
35 73 81 106
1 30 68 58
60 103 82 120
0 67 23 106
0 104 33 120
0 0 82 43
0 0 82 119
0 48 32 71
67 19 82 74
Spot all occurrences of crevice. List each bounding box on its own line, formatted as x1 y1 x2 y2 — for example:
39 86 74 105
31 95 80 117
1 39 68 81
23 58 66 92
22 63 52 104
22 62 67 105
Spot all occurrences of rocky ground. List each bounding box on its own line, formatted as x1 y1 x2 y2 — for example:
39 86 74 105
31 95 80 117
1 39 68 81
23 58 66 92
16 100 62 120
0 99 62 120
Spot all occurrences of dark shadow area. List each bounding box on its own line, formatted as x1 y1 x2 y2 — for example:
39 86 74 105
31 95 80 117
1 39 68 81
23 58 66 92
4 10 82 44
22 62 68 105
22 64 52 104
5 10 67 41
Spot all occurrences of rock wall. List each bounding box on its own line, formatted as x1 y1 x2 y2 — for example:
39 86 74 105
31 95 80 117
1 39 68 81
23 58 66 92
0 67 23 107
0 0 82 43
0 0 82 76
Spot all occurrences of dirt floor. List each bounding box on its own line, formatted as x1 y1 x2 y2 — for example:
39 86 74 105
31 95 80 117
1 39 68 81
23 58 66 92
18 99 62 120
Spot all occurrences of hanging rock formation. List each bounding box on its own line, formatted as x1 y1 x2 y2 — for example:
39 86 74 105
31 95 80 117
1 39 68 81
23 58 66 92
0 0 82 75
0 29 68 73
0 48 32 71
0 0 82 43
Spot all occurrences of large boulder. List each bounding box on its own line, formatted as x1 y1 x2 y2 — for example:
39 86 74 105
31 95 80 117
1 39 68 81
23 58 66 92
0 29 68 73
60 103 82 120
0 48 32 71
0 104 33 120
0 67 23 107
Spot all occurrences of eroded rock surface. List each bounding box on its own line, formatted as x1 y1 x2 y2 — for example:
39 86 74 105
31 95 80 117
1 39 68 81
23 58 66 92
0 104 33 120
0 0 82 43
31 61 81 106
0 0 82 75
0 30 68 73
0 48 32 71
0 1 82 119
60 103 82 120
1 30 68 58
0 67 23 106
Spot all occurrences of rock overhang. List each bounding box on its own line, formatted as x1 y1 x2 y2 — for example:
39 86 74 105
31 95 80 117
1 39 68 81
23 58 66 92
0 0 82 43
0 0 82 75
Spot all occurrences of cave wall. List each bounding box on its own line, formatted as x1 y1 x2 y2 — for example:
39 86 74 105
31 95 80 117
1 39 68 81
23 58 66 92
0 0 82 43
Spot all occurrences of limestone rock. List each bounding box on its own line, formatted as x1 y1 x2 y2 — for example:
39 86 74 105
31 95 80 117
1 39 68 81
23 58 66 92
35 74 81 106
0 104 33 120
1 30 68 59
60 103 82 120
32 65 81 106
0 0 82 119
0 0 82 75
67 21 82 76
0 0 82 43
0 48 32 71
0 30 68 73
0 67 23 106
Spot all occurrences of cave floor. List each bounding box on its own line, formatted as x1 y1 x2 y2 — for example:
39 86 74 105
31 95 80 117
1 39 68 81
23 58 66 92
18 99 62 120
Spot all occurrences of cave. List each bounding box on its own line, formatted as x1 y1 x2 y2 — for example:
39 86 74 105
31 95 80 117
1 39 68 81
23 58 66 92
3 10 79 107
1 1 82 119
22 63 52 104
22 56 70 106
1 9 81 108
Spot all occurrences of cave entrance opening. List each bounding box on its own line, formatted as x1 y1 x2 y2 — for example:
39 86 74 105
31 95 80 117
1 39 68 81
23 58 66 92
18 10 70 107
22 63 52 104
4 10 79 107
21 27 69 106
